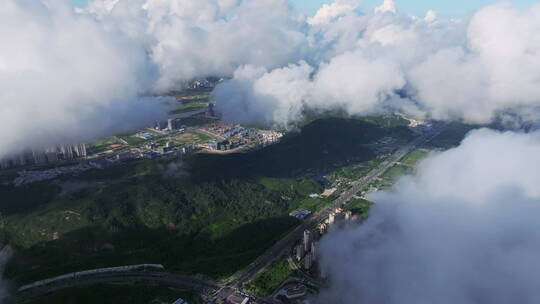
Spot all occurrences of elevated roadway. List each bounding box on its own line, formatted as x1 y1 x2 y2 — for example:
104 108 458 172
226 125 445 288
16 271 220 303
15 125 444 303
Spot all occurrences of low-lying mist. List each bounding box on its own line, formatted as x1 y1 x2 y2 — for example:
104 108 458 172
317 129 540 304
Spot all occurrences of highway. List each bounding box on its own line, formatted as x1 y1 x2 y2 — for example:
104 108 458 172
15 125 444 303
15 271 221 302
227 125 445 288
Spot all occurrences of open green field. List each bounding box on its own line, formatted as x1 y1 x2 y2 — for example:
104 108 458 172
190 130 213 142
90 137 120 153
401 149 430 167
329 156 387 181
381 164 410 182
20 285 201 304
169 88 212 99
288 198 327 213
244 258 293 297
118 135 146 145
374 150 429 189
170 101 209 115
1 118 412 287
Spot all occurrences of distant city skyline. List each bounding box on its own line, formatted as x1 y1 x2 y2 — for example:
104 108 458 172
72 0 540 18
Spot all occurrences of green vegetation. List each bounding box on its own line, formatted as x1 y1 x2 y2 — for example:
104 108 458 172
244 258 293 297
170 101 209 115
425 123 480 149
180 117 216 127
358 115 410 128
169 88 212 99
344 198 373 218
381 164 409 182
329 157 386 181
118 135 146 145
190 118 411 180
4 168 305 283
401 149 429 167
289 198 328 213
21 285 201 304
190 131 212 142
259 178 321 196
1 118 412 286
90 137 120 153
359 148 432 192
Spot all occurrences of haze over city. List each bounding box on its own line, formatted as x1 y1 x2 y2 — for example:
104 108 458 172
2 1 540 304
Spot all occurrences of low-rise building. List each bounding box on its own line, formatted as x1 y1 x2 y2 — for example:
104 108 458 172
283 284 308 300
227 294 249 304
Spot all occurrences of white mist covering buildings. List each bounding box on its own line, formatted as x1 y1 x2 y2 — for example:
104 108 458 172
0 144 87 169
317 129 540 304
6 0 540 162
295 207 357 272
303 230 312 252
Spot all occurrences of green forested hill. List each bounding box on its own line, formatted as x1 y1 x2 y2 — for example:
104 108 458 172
1 118 411 284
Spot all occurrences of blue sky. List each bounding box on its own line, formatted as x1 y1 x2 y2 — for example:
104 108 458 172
73 0 539 18
293 0 539 17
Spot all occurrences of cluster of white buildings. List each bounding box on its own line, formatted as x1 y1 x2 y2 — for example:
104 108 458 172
1 143 87 170
258 130 283 146
293 208 359 273
295 230 319 271
318 208 356 235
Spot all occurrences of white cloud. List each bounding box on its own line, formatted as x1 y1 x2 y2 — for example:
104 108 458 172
214 50 409 127
311 50 406 114
84 0 308 92
215 2 540 126
0 0 166 158
369 24 419 46
214 62 313 125
0 0 310 158
409 3 540 123
308 0 361 26
6 0 540 158
424 10 438 23
374 0 396 14
318 129 540 304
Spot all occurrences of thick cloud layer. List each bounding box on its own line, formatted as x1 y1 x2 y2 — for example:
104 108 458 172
214 52 408 125
6 0 540 156
214 1 540 126
308 0 361 25
317 129 540 304
0 0 166 158
83 0 308 92
0 0 310 158
7 0 540 157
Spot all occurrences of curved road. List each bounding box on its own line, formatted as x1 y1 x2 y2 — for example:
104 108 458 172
16 271 220 302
